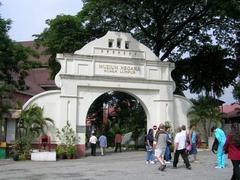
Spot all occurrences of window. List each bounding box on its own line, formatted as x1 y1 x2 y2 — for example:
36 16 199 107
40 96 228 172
117 39 121 48
108 39 113 48
125 41 129 49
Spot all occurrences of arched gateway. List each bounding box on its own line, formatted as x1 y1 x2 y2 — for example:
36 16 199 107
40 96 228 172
23 31 192 155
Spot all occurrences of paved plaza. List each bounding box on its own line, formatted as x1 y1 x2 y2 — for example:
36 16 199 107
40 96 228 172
0 150 233 180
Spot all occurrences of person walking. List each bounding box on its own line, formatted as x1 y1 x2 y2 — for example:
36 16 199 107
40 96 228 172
164 126 172 163
146 128 155 164
211 126 226 169
189 124 198 162
173 126 191 170
154 124 167 171
115 132 122 152
224 123 240 180
99 133 107 156
89 133 97 156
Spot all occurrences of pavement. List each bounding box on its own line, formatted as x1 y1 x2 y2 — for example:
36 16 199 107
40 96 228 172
0 150 233 180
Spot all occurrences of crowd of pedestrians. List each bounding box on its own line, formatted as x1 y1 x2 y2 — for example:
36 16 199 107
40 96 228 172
144 122 240 180
88 122 239 179
145 124 193 171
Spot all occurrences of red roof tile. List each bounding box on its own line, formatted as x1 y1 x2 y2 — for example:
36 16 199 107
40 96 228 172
221 103 240 118
22 68 56 95
19 41 49 64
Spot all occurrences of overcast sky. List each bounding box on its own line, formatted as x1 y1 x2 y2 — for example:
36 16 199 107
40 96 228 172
0 0 236 104
1 0 83 41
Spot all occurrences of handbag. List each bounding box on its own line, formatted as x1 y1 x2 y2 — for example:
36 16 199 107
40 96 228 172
146 145 153 151
185 144 192 152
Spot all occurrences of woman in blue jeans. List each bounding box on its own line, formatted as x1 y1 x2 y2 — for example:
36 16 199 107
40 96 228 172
164 127 172 163
189 124 198 162
146 129 154 164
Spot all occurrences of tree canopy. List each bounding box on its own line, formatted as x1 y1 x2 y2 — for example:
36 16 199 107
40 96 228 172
35 0 240 96
0 11 40 122
233 80 240 103
173 45 239 97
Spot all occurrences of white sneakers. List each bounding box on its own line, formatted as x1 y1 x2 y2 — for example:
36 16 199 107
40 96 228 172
146 161 155 164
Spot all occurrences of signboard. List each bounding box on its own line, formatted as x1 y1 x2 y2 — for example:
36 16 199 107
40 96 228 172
95 62 144 78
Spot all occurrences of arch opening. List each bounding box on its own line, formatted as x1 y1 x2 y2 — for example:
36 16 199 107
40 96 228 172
85 91 147 149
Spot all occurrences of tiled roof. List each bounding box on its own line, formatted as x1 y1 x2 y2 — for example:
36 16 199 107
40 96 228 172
21 68 56 95
16 41 56 97
19 41 49 64
221 103 240 118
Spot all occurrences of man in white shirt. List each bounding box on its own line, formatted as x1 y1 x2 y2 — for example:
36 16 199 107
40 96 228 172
173 126 191 170
89 133 97 156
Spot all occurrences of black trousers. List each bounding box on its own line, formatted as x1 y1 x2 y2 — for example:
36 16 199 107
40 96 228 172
115 143 122 152
90 143 96 156
173 149 191 168
231 160 240 180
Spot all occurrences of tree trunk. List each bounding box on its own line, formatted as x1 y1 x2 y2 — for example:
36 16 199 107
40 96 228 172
201 119 208 144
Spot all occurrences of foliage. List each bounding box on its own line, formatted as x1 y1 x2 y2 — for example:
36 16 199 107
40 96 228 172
18 104 54 138
128 102 146 149
233 80 240 103
66 145 77 157
56 121 78 158
35 0 240 96
79 0 240 59
0 11 43 123
15 104 53 158
0 84 14 128
56 121 79 146
87 91 146 147
164 121 172 129
56 144 66 157
176 45 239 97
188 96 222 143
34 15 91 78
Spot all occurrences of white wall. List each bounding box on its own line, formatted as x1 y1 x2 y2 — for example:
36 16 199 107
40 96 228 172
23 90 61 142
173 95 193 130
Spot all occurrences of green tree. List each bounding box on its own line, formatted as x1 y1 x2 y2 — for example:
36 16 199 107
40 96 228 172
188 96 222 143
86 91 146 146
17 105 53 156
0 10 42 123
34 15 91 78
0 11 44 147
78 0 240 59
128 101 146 149
36 0 240 96
186 45 238 97
233 80 240 103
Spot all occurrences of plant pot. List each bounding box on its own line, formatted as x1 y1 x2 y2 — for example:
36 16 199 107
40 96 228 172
13 154 19 161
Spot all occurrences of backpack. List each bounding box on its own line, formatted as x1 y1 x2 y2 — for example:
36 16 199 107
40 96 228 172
212 137 219 154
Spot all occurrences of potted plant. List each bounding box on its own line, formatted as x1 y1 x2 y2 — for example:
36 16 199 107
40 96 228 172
56 121 79 159
12 150 19 161
66 145 77 159
56 145 66 159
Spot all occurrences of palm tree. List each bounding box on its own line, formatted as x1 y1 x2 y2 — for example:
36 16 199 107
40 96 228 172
188 96 222 144
17 104 54 154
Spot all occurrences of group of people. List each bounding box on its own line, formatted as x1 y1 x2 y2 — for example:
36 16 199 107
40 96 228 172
146 122 240 180
145 124 199 171
212 123 240 180
89 132 122 156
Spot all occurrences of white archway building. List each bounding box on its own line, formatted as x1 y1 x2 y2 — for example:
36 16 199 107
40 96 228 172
23 31 192 155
